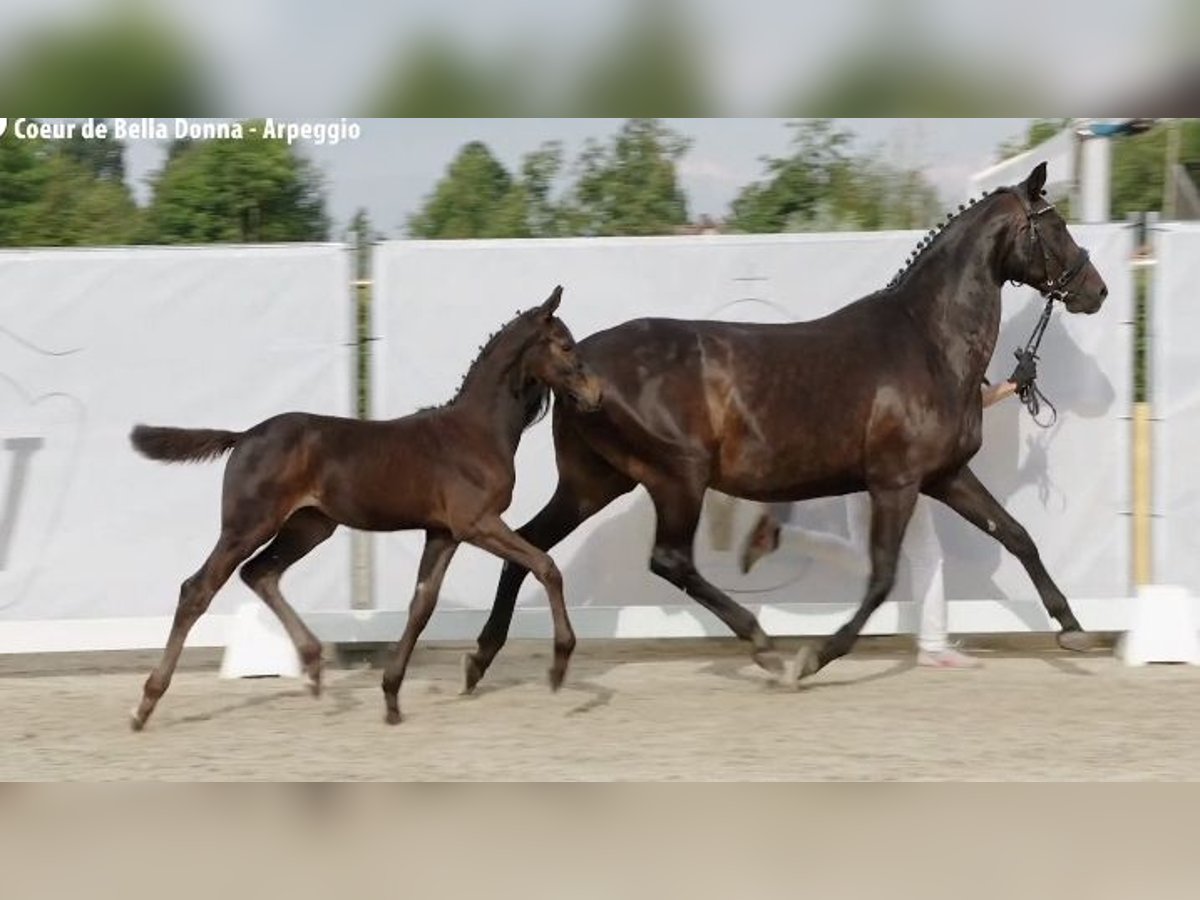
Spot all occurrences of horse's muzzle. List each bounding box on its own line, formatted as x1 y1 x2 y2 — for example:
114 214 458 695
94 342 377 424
570 371 604 412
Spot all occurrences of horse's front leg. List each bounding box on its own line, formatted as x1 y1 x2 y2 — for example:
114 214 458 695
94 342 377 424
381 530 459 725
646 482 783 675
924 465 1096 651
791 482 919 682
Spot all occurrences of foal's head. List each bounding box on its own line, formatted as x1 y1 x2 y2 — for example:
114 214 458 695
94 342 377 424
998 162 1108 314
515 286 603 415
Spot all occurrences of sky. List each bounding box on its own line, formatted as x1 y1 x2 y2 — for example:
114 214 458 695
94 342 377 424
121 118 1035 239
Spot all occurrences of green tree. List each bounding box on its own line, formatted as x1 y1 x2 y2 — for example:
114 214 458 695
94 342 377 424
513 142 566 236
565 119 691 235
18 153 140 246
141 120 328 244
994 119 1072 160
1111 120 1200 219
0 134 49 244
836 158 941 231
0 129 140 246
728 120 852 232
60 123 126 181
407 141 569 239
409 121 691 239
728 120 940 233
407 141 514 238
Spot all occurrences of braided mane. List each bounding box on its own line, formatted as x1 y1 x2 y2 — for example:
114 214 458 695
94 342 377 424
452 307 533 400
416 306 551 429
886 190 997 289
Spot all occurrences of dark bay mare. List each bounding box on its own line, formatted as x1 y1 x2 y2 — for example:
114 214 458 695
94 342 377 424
128 287 602 728
464 162 1108 693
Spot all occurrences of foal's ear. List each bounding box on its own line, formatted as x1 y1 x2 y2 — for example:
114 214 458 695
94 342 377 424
1025 161 1048 200
539 285 563 320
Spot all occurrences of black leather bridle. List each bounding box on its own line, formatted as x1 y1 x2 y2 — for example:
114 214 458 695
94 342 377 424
1001 186 1092 305
997 186 1093 428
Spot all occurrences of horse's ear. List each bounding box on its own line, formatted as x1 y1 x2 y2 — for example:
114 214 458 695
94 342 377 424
1025 161 1048 200
539 285 563 320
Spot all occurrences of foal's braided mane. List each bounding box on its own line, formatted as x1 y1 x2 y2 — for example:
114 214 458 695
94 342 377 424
418 306 551 428
452 307 533 399
886 190 996 289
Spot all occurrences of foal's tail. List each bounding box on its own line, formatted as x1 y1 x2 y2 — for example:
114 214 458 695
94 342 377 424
129 424 243 464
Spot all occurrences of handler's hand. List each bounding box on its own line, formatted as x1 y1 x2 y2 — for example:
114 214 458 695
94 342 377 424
1009 349 1038 392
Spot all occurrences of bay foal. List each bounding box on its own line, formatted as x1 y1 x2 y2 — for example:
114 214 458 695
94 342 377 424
129 286 600 728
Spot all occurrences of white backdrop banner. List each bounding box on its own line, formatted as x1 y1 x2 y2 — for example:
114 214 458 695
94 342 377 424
0 244 354 630
372 229 1132 634
1153 225 1200 590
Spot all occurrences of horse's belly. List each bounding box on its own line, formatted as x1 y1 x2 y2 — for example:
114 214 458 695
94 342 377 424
714 441 862 501
715 414 863 493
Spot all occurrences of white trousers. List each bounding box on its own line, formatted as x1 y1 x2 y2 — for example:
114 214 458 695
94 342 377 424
772 494 949 652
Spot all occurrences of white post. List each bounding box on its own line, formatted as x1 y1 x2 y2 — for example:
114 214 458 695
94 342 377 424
1079 136 1112 223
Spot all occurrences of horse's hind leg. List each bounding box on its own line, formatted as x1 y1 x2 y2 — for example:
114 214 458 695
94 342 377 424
791 483 918 683
924 465 1094 651
646 482 783 675
131 523 275 731
238 507 337 696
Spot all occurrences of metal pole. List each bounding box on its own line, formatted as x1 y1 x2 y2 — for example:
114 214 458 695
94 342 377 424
1130 247 1158 586
1132 402 1153 585
349 232 376 610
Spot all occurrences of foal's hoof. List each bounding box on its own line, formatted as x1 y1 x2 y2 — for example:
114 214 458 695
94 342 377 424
306 667 323 699
461 653 485 695
788 645 821 685
1057 629 1099 653
301 650 324 698
129 709 146 732
384 708 402 726
752 649 785 676
548 666 567 692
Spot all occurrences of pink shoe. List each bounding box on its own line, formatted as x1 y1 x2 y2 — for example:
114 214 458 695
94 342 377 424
917 647 981 669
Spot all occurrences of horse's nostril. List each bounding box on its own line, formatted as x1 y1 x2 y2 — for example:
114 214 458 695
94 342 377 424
1100 285 1108 299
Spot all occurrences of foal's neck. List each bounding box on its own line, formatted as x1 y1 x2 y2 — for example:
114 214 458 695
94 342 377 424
454 348 530 455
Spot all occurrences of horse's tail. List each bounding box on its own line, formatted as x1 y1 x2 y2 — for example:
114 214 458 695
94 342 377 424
129 424 243 464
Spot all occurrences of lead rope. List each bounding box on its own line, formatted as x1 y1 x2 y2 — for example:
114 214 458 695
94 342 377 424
1013 297 1057 428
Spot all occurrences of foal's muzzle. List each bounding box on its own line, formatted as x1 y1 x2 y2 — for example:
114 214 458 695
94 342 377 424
567 365 603 412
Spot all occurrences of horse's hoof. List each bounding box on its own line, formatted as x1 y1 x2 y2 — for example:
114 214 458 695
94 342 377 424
752 649 785 676
777 658 800 689
792 645 821 683
384 708 402 726
548 664 568 692
301 650 324 698
1057 629 1098 653
129 709 146 732
461 653 485 695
